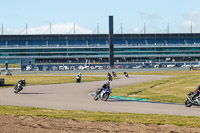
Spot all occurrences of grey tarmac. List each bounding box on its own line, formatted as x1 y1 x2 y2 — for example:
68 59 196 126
0 75 199 116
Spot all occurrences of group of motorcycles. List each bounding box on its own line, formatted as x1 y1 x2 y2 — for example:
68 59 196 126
94 71 129 101
13 73 198 106
107 71 129 81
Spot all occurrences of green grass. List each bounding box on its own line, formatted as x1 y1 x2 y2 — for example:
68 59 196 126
112 71 200 103
0 105 200 127
1 71 200 127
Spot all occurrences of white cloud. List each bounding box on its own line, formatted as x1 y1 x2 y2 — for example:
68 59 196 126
135 11 165 33
4 23 93 34
133 27 141 33
182 11 200 33
138 11 163 21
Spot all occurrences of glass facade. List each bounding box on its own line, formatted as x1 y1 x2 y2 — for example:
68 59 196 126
1 33 200 64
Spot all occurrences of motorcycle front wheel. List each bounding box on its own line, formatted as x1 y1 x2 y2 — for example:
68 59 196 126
185 99 192 107
102 93 109 101
14 86 18 94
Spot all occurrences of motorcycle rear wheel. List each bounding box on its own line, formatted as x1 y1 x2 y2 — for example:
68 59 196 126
185 99 192 107
94 95 98 101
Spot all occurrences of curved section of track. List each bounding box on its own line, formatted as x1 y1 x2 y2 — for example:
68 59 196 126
0 75 199 116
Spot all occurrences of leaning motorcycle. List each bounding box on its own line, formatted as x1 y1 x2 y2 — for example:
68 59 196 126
124 72 129 78
14 83 23 94
94 88 111 101
185 90 200 107
112 71 117 77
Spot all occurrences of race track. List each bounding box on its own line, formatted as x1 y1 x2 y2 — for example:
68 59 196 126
0 75 200 116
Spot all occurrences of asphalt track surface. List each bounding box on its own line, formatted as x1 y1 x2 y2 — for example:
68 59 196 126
0 75 200 116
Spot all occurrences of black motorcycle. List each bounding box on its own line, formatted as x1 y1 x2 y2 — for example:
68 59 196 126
14 80 25 94
112 71 117 77
107 74 112 81
14 83 23 94
124 72 129 78
185 89 200 107
76 75 81 83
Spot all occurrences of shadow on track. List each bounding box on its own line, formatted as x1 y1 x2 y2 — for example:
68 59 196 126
19 92 53 95
0 84 14 87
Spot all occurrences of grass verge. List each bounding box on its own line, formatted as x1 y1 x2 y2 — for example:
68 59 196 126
0 74 113 88
112 70 200 103
0 105 200 128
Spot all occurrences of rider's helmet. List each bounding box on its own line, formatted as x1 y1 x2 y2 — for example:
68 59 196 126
106 81 110 86
22 78 25 81
79 72 81 75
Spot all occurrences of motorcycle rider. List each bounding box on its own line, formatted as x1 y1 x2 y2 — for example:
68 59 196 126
78 72 82 78
76 72 82 83
192 85 200 100
18 78 26 87
107 72 112 81
124 72 129 77
16 78 26 91
103 81 110 89
112 71 117 77
97 81 111 94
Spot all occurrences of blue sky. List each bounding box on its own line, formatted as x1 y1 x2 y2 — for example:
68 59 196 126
0 0 200 34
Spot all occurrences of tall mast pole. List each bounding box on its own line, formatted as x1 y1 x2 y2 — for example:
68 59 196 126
109 16 114 69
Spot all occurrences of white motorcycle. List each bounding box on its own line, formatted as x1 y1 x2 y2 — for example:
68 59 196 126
94 88 111 101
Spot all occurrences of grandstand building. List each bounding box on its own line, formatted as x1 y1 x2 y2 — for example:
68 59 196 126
0 33 200 70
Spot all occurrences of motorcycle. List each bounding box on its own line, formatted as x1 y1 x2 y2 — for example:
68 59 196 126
124 72 129 78
94 88 111 101
185 89 200 107
14 83 23 94
76 75 81 83
107 75 112 81
112 71 117 77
